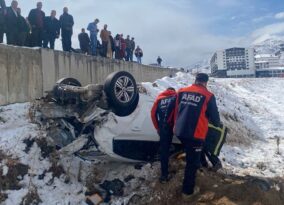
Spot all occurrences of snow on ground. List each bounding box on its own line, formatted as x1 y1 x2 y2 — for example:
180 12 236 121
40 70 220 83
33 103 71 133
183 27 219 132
0 72 284 204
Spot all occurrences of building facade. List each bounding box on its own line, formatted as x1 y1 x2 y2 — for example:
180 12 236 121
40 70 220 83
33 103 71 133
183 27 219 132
210 47 255 78
254 54 280 68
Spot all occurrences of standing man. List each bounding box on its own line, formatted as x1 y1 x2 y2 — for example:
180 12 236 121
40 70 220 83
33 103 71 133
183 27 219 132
28 2 45 47
87 18 99 56
151 88 177 183
135 46 143 64
43 10 60 49
5 0 18 45
174 73 220 199
125 35 131 61
78 28 90 54
17 8 30 46
130 37 135 62
157 56 162 66
0 0 6 43
60 7 74 52
100 24 109 57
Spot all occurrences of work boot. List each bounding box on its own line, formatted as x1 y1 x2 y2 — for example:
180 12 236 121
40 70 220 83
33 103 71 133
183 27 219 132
182 186 200 201
211 162 222 172
159 174 172 184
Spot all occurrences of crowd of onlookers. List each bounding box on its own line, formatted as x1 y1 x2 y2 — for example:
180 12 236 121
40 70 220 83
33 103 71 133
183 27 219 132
0 0 145 63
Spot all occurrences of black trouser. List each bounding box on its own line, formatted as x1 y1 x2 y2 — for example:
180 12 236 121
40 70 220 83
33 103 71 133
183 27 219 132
101 41 108 57
80 44 89 54
179 137 203 195
0 30 4 43
17 32 28 46
130 50 133 61
6 30 17 45
125 48 131 61
62 30 72 52
43 34 56 49
30 27 43 47
159 128 173 177
201 149 221 167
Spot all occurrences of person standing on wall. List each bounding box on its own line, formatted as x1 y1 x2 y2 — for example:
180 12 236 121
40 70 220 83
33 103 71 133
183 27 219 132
125 35 131 61
87 18 99 56
151 87 177 183
5 0 18 45
174 73 220 200
17 8 30 46
107 31 115 58
43 10 60 49
135 46 143 64
100 24 109 57
60 7 74 52
78 28 90 54
119 34 126 60
28 2 45 47
157 56 162 66
114 34 120 59
0 0 6 43
130 37 135 62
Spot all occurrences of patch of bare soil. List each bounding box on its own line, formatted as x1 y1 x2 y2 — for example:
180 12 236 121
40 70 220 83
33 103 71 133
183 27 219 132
0 152 29 191
35 138 56 159
20 186 42 205
130 160 284 205
0 192 7 203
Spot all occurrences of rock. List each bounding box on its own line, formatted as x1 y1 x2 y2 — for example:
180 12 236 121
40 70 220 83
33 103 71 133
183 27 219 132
124 175 135 183
134 163 144 170
86 193 103 205
198 192 215 202
127 194 143 205
100 179 125 196
214 196 237 205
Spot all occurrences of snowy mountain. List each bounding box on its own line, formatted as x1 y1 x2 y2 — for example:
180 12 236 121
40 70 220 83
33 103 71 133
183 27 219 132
253 37 284 55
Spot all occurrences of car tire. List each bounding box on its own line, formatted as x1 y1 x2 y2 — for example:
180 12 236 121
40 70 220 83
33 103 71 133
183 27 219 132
104 71 139 116
56 78 82 86
53 78 82 104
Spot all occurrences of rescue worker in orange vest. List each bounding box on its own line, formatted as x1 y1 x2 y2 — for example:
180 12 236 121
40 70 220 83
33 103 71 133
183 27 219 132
151 87 177 183
174 73 220 199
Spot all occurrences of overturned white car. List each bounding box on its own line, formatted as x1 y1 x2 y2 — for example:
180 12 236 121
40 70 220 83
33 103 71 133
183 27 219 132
30 71 226 162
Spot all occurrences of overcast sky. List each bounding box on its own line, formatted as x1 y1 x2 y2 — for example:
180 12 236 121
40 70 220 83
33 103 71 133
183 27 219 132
10 0 284 67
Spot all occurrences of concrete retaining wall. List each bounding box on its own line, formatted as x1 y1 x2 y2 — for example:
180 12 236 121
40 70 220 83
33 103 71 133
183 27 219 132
0 44 176 105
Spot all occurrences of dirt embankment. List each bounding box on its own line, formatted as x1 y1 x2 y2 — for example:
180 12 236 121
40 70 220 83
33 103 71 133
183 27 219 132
128 160 284 205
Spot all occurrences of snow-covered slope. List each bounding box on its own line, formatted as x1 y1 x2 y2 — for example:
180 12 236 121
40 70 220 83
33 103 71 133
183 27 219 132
0 73 283 205
253 37 284 55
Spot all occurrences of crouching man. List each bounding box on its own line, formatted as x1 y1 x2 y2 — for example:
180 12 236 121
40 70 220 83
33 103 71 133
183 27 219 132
174 73 220 199
151 87 177 183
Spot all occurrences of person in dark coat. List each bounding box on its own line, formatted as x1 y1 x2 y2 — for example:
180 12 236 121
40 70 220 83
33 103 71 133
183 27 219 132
78 28 90 54
157 56 162 66
60 7 74 52
125 35 131 61
5 0 18 45
28 2 45 47
17 8 30 46
135 46 143 64
43 10 60 49
130 37 135 62
174 73 220 200
151 88 177 183
0 0 6 43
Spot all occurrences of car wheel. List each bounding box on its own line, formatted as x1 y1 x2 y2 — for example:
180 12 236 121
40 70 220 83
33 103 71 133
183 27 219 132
53 78 82 104
104 71 139 116
56 78 82 86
